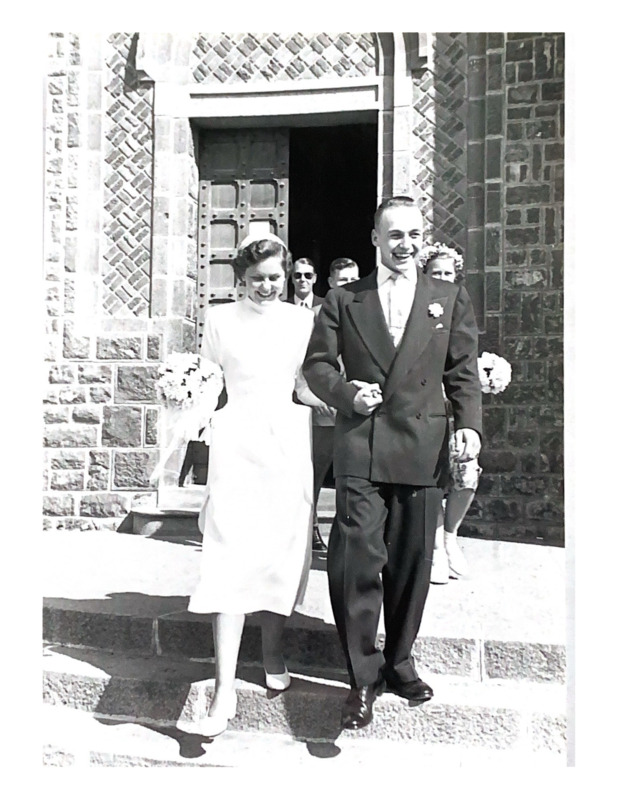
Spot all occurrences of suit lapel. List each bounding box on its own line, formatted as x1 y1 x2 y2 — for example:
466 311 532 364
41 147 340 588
346 274 395 376
382 271 437 403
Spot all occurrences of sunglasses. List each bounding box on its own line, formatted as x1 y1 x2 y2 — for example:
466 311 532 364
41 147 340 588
293 272 314 280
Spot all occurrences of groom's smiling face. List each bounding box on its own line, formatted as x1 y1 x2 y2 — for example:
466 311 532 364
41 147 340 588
372 205 423 273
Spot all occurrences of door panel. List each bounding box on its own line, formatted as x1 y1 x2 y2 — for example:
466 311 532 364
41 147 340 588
197 128 289 348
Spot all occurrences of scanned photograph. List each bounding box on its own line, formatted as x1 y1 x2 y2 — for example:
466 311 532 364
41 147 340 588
42 32 566 767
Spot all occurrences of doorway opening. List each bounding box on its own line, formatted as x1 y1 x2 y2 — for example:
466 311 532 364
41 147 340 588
288 122 378 299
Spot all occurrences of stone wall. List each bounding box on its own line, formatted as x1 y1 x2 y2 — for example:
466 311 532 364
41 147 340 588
463 33 564 544
42 32 564 543
43 33 196 530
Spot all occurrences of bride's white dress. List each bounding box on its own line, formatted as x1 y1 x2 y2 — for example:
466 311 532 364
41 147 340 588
188 296 314 616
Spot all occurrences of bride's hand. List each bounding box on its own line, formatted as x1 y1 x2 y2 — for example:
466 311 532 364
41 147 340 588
314 402 336 420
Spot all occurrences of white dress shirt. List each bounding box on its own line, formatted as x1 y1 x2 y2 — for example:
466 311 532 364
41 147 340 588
294 293 314 309
376 263 417 346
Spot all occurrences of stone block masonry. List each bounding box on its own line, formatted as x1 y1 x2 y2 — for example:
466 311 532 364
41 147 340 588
43 33 195 531
43 333 162 529
42 32 564 543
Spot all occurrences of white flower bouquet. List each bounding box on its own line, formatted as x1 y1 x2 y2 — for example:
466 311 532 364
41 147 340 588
156 352 223 410
150 353 224 487
478 351 512 395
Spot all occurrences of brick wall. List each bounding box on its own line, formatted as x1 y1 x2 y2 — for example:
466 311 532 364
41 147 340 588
462 32 564 545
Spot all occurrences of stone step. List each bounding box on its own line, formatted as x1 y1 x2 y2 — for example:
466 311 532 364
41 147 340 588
43 599 565 685
43 703 565 768
43 646 566 761
42 529 567 689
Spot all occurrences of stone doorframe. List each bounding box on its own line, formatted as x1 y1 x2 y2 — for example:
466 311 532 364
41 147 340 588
134 32 430 341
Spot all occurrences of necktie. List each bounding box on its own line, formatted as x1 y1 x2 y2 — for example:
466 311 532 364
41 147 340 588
301 300 307 308
387 272 407 347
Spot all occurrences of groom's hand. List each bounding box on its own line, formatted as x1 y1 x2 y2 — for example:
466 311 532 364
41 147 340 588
350 380 383 416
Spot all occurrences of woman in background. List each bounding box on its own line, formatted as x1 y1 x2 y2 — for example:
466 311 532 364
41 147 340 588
418 243 482 585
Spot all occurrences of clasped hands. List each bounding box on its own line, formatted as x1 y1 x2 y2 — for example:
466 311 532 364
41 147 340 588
350 379 481 461
351 380 383 416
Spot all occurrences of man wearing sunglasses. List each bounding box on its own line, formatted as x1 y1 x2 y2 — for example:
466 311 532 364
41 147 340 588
288 257 327 550
289 258 324 309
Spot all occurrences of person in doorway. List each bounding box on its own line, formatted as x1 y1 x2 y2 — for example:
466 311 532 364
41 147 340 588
287 256 328 550
312 258 359 552
417 243 482 584
328 257 360 290
308 258 361 552
289 258 323 309
303 196 482 731
179 234 325 738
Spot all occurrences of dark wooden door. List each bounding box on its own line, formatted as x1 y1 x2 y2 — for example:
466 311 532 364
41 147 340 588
197 128 290 348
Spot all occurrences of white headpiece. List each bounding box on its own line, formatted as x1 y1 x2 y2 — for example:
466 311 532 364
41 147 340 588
238 232 286 251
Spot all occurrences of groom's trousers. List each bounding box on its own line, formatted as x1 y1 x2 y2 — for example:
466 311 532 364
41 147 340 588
327 475 442 688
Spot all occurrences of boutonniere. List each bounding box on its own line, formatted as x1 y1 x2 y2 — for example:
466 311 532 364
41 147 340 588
428 302 444 318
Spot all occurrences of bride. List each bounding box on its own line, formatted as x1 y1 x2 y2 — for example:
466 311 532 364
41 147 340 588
181 233 326 737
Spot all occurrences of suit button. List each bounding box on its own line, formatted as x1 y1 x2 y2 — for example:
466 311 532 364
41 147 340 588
416 412 422 419
420 379 427 386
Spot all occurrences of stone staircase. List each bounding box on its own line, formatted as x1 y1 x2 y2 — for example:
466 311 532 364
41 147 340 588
42 490 568 767
43 648 565 767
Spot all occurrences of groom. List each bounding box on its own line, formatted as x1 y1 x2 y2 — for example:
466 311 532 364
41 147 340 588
303 196 482 730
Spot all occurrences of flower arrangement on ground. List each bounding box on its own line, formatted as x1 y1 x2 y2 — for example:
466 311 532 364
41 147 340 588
477 351 512 395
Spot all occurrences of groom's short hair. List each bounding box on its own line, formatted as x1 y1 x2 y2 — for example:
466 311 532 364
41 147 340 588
374 196 418 229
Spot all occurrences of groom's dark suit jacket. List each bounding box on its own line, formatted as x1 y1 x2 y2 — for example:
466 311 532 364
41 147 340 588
303 268 482 487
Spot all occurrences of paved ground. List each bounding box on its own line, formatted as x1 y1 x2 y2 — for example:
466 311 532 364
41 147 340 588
41 505 569 767
43 525 566 647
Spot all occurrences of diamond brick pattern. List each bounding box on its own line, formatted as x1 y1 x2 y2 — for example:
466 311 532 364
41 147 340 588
102 33 153 317
191 33 376 84
412 33 469 251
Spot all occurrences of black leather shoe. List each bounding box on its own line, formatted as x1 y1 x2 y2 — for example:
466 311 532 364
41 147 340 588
312 524 328 552
384 674 433 704
341 679 384 730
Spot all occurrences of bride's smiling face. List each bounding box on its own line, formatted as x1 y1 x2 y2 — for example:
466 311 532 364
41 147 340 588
242 257 287 305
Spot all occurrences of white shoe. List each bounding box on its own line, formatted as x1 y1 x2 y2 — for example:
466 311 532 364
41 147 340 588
179 691 237 738
445 532 468 578
264 666 291 691
430 547 449 584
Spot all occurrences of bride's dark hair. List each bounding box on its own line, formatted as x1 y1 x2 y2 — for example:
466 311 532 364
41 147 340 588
232 239 293 281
